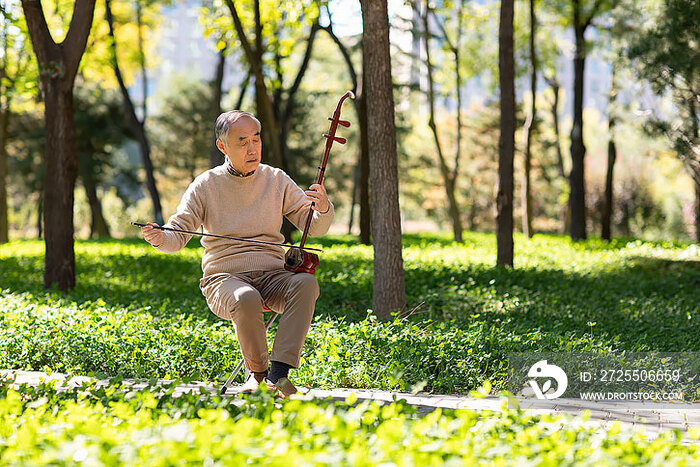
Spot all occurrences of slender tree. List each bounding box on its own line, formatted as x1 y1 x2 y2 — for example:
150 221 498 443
601 63 617 241
210 46 227 168
545 76 565 180
497 0 515 267
566 0 613 241
21 0 96 290
543 74 568 233
104 0 163 224
360 0 406 319
419 0 465 243
0 93 8 243
522 0 538 238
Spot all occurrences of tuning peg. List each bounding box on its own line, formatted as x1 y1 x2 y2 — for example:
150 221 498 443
323 134 347 144
328 117 351 128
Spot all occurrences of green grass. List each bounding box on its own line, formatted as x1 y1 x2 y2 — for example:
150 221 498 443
1 232 699 393
1 377 697 465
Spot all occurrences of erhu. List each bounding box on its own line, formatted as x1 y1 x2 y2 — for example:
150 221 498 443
283 90 355 274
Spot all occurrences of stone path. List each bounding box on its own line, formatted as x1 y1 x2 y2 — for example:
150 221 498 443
3 370 699 444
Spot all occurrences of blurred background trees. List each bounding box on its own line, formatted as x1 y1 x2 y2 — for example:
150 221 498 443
5 0 698 290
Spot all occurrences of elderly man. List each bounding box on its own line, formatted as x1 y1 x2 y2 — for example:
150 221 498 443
140 110 333 397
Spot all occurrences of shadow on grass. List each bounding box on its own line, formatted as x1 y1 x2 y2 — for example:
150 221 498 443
2 236 699 354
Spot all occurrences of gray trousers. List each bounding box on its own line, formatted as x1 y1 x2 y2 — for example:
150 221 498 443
200 270 319 373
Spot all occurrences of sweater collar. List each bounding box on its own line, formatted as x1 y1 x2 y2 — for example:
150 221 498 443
226 163 256 178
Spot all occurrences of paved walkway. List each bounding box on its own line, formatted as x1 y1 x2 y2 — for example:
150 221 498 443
3 370 699 444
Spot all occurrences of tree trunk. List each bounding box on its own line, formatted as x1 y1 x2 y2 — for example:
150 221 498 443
602 65 617 242
235 72 250 110
134 121 163 223
497 0 515 267
695 181 700 244
42 81 77 290
453 0 465 239
0 105 9 243
545 75 568 233
22 0 96 291
82 174 110 238
619 194 631 237
602 139 616 241
0 12 9 245
569 8 587 241
359 89 371 245
210 46 226 168
36 193 42 239
105 0 163 225
361 0 405 319
348 155 359 234
546 76 565 179
467 185 477 230
522 0 537 238
689 98 699 244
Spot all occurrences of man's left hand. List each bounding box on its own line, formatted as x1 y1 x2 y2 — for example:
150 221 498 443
305 184 330 213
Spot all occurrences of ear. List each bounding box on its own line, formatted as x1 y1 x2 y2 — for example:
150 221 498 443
216 139 226 155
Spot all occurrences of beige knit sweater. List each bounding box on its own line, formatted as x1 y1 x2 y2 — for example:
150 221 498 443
154 163 334 276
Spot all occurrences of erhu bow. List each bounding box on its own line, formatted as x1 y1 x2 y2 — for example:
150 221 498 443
130 222 323 252
283 90 355 274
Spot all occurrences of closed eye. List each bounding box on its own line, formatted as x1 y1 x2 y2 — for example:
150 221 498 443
238 134 261 146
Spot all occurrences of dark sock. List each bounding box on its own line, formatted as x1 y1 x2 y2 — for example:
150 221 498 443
267 361 292 384
252 370 268 383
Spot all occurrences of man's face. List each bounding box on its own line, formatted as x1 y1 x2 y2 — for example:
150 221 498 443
217 116 262 173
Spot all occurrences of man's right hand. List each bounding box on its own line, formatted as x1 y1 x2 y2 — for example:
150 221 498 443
141 222 163 247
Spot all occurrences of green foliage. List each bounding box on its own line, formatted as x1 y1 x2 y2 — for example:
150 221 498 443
74 82 133 188
0 0 39 106
624 0 699 174
200 0 320 96
625 0 698 98
150 75 213 181
0 377 697 465
1 233 698 395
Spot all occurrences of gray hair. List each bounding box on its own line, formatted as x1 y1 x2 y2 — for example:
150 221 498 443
215 110 261 145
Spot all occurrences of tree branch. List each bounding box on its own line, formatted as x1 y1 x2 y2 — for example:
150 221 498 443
319 24 358 92
583 0 604 30
105 0 141 128
224 0 259 75
61 0 96 78
428 7 456 53
20 0 55 64
283 21 320 123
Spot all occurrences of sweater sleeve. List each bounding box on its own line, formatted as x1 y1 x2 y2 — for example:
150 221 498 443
281 173 334 237
154 179 206 253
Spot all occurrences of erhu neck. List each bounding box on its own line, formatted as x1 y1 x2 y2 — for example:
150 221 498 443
298 90 355 249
